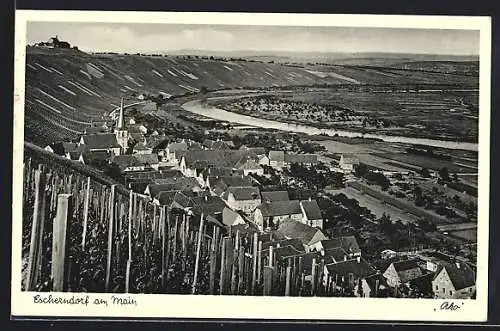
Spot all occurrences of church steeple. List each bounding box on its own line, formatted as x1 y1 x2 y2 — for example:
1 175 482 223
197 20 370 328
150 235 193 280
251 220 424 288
114 96 128 154
117 97 124 129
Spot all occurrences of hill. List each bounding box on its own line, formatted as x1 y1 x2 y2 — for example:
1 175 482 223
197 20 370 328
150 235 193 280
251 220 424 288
23 47 478 146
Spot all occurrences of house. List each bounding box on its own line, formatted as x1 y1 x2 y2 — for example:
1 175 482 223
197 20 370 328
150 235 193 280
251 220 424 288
134 153 160 170
354 273 389 298
383 259 423 288
203 139 233 150
381 249 398 260
144 178 202 198
84 125 108 135
339 154 360 172
111 155 145 172
409 273 435 298
262 238 305 253
239 145 267 156
261 191 289 203
285 153 318 166
45 141 82 157
323 258 376 294
79 150 111 166
300 199 323 229
258 155 270 166
254 200 303 229
133 142 153 155
312 236 361 257
154 191 180 206
165 141 188 163
210 176 254 196
222 207 246 227
222 186 261 214
432 261 476 299
234 154 264 176
198 167 245 188
79 133 121 156
277 220 327 248
269 151 286 168
190 196 229 226
129 124 148 135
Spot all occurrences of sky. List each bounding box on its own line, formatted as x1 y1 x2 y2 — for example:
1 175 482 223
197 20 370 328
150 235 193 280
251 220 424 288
26 22 480 55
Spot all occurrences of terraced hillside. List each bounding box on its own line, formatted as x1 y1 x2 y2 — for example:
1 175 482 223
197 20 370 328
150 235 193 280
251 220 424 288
24 47 478 146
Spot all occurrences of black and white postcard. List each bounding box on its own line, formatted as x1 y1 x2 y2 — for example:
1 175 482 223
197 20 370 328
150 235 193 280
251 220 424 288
11 11 491 322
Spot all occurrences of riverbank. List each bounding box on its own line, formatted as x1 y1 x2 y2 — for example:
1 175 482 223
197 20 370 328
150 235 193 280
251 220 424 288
181 99 478 152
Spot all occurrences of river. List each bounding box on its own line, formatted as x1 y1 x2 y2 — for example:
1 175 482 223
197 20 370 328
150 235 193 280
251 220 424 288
182 99 478 152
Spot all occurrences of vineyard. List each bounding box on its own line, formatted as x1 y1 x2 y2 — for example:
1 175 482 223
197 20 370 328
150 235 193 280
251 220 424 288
22 145 347 297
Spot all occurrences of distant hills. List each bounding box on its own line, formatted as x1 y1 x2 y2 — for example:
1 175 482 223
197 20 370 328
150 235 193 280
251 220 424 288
164 49 479 65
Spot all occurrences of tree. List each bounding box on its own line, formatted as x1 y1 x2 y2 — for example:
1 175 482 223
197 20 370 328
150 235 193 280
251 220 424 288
200 86 208 107
419 167 431 178
438 167 450 182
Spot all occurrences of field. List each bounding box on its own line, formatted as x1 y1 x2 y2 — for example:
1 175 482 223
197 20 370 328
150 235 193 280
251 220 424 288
327 186 421 224
218 86 479 143
372 152 477 174
447 229 477 243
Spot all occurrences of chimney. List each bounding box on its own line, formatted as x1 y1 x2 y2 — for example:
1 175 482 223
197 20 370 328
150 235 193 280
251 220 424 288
344 255 347 261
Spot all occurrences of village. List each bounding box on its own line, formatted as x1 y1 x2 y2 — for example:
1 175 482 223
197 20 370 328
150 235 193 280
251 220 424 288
41 94 477 299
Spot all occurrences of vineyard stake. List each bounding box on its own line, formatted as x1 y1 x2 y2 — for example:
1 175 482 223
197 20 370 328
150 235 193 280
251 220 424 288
231 231 239 295
51 194 72 292
191 213 204 294
251 232 258 295
125 190 133 293
237 244 245 295
209 225 217 295
165 207 171 280
219 237 226 295
285 266 292 296
81 176 90 251
257 240 262 285
311 258 317 296
26 168 46 291
105 185 116 292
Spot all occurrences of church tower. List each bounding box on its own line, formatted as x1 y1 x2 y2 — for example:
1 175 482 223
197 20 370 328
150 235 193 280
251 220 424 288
114 97 129 153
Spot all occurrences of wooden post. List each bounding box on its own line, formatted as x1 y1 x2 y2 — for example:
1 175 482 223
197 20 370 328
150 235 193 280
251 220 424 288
285 266 291 296
105 185 116 292
191 214 205 294
51 194 72 292
26 168 47 290
219 237 227 295
263 266 273 296
257 241 262 285
237 244 245 294
231 232 239 294
209 226 217 294
298 257 303 296
81 177 91 251
172 215 178 261
251 232 258 295
311 258 317 296
125 190 133 293
165 208 171 280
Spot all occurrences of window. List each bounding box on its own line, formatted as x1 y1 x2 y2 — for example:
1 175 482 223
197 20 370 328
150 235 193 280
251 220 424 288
442 288 445 293
436 285 439 290
469 288 473 293
449 290 453 296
